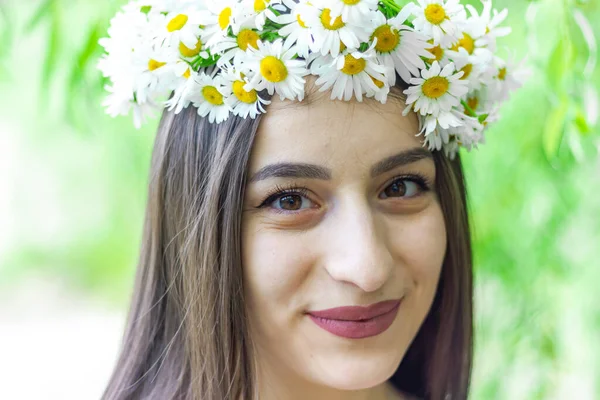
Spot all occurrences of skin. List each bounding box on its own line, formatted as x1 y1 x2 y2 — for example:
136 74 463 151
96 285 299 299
241 81 447 400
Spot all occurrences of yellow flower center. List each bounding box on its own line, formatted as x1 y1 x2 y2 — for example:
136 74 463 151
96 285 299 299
167 14 188 32
218 7 232 30
498 67 507 80
424 4 447 25
148 59 166 71
422 76 449 99
297 14 307 28
321 9 345 30
465 96 478 116
202 86 224 105
341 54 366 75
371 76 385 88
260 56 288 82
179 40 203 57
460 64 473 80
233 80 259 103
428 44 444 62
371 25 400 53
183 68 191 79
451 33 475 55
237 29 260 51
342 0 361 4
254 0 268 12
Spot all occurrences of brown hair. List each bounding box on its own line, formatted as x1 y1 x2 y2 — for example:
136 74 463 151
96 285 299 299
102 87 473 400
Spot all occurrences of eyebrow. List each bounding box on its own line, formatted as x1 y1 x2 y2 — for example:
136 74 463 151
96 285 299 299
248 147 433 183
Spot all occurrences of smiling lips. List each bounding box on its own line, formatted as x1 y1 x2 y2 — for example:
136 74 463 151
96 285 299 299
306 299 402 339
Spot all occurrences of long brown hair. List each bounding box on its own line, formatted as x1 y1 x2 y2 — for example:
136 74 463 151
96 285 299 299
102 88 473 400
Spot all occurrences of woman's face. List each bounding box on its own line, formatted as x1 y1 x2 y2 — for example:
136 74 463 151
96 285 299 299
241 87 447 398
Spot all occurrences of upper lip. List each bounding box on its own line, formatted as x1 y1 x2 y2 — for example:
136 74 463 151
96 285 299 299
307 299 402 321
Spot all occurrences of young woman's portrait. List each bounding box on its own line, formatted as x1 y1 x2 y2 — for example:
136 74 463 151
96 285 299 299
4 0 600 397
4 0 600 398
95 0 521 398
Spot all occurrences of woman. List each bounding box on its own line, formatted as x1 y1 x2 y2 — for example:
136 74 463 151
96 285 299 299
98 0 519 398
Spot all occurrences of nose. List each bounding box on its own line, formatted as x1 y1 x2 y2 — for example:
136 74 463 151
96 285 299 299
323 196 395 293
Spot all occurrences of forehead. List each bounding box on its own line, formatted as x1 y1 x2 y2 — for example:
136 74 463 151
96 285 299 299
249 82 424 177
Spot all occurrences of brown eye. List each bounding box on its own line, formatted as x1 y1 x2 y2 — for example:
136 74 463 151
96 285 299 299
384 181 407 197
278 194 304 211
380 178 423 199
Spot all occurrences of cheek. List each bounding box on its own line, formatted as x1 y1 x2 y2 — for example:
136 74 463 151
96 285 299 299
390 204 447 281
241 219 315 325
387 204 446 331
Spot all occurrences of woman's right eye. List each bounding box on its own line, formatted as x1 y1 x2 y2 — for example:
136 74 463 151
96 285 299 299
268 193 315 212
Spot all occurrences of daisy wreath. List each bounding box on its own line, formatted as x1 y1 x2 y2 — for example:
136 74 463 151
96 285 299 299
97 0 528 159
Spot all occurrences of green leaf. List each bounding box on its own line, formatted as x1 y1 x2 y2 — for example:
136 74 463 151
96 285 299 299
24 0 52 33
76 21 104 71
573 109 591 135
542 99 568 160
0 4 14 61
39 0 62 90
546 36 575 90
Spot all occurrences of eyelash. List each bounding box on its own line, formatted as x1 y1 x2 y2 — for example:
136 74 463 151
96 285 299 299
257 173 433 211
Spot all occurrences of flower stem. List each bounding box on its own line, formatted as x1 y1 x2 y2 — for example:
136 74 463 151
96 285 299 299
461 100 476 117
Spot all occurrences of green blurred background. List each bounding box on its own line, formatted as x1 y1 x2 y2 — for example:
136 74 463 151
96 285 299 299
0 0 598 399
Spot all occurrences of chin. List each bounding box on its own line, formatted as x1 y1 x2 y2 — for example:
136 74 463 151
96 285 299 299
312 351 400 391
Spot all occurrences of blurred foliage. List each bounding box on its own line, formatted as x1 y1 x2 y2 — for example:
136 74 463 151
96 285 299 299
0 0 599 398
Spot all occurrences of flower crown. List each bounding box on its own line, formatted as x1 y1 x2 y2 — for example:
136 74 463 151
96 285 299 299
97 0 528 159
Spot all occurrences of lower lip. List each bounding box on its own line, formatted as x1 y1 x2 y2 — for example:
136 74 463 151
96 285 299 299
308 302 401 339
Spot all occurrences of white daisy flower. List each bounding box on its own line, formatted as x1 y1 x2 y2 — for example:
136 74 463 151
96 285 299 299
177 37 210 61
370 8 433 86
445 46 490 93
213 27 262 67
466 0 511 52
446 9 494 64
187 69 231 124
240 0 285 30
403 61 469 116
418 108 484 152
490 52 531 102
422 39 453 68
221 65 271 118
461 85 497 120
322 0 379 26
102 83 160 129
311 42 389 102
442 138 460 159
274 0 317 58
158 9 205 50
365 75 390 103
419 109 462 137
242 39 309 101
199 0 246 49
304 4 372 57
133 43 181 104
411 0 467 47
165 67 198 114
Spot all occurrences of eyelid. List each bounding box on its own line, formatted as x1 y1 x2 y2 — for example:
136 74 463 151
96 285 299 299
258 184 314 209
382 172 433 195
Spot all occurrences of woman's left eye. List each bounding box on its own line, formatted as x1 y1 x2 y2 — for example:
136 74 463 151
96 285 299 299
379 177 429 199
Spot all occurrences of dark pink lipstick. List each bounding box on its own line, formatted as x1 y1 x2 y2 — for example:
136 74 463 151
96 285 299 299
307 299 401 339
